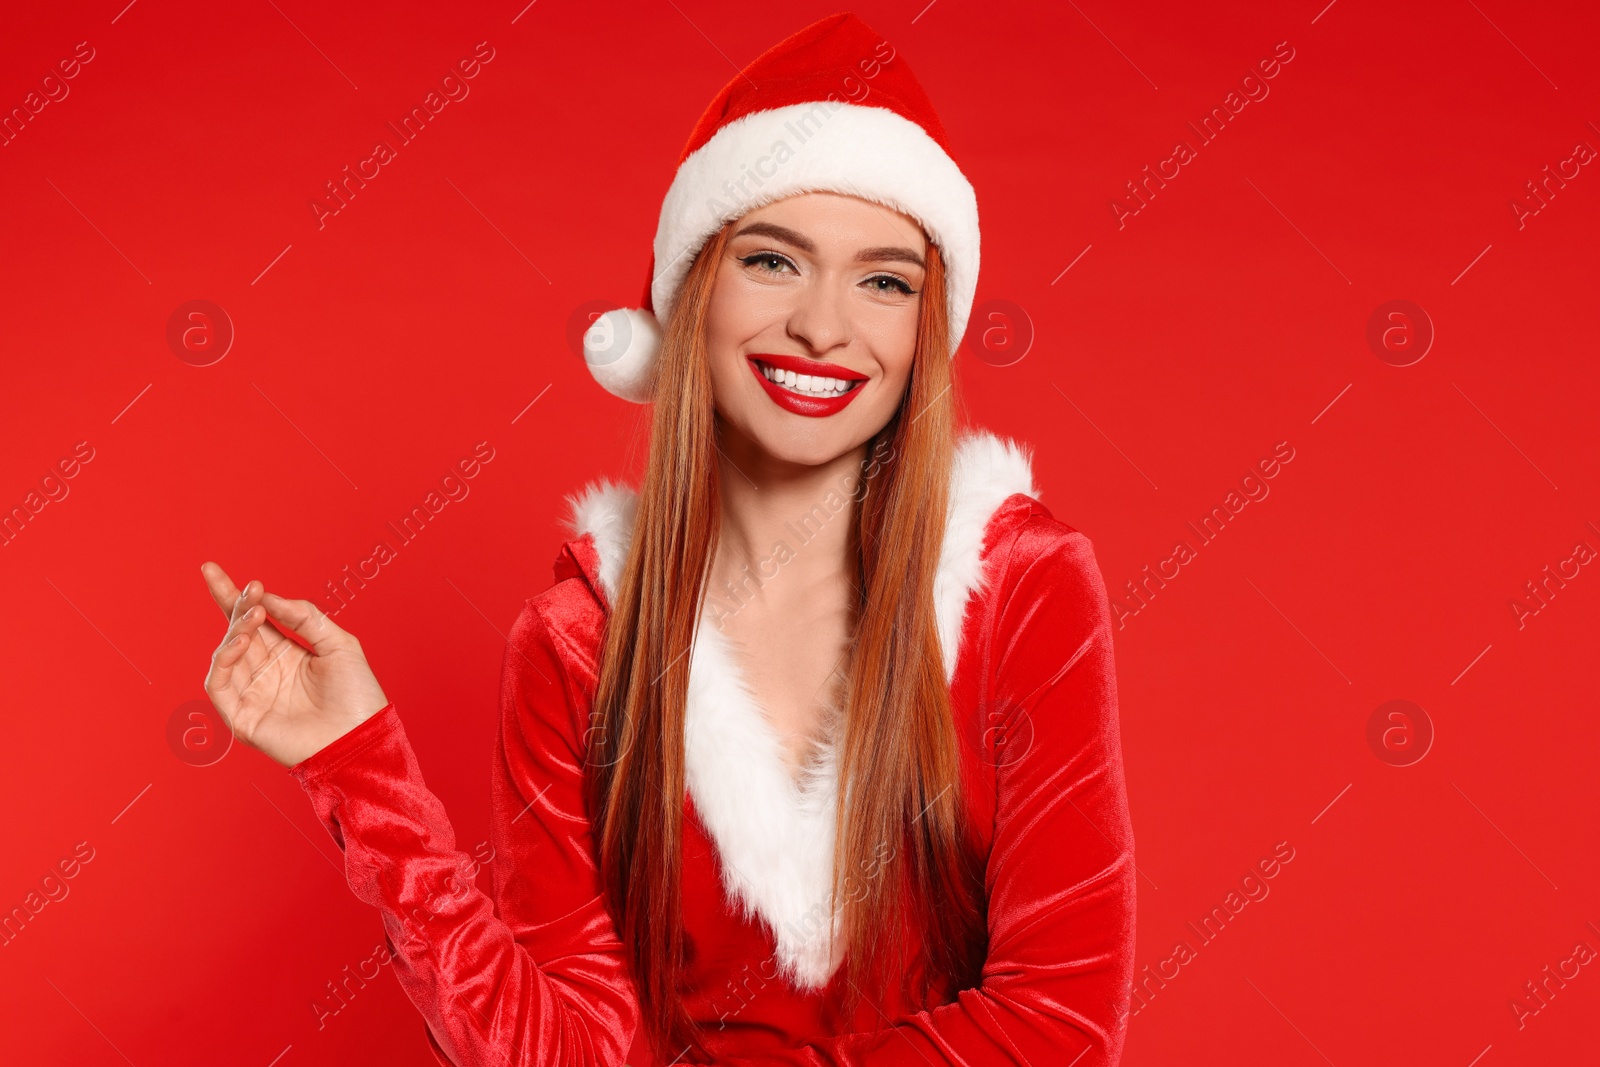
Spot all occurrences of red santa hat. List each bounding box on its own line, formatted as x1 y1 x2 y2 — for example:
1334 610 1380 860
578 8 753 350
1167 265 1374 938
583 11 981 403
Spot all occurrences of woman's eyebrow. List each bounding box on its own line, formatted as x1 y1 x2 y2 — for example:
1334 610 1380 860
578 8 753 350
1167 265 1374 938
856 246 926 269
732 222 926 269
732 221 815 251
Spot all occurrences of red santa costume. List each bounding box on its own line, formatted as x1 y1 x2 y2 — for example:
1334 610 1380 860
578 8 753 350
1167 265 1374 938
288 11 1137 1067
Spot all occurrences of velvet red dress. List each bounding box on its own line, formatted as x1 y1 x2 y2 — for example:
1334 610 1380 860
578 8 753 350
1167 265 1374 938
288 429 1137 1066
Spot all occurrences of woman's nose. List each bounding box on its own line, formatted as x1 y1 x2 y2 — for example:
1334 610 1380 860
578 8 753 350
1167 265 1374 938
784 280 853 354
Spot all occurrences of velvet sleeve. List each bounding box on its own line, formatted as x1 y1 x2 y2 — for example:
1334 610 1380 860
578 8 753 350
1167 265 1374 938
287 598 640 1067
718 519 1138 1066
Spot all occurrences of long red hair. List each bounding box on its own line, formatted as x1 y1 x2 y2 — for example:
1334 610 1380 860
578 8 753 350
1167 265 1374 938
585 218 987 1062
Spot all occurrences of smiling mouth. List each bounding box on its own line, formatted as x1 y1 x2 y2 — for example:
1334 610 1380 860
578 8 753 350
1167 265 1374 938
751 358 865 399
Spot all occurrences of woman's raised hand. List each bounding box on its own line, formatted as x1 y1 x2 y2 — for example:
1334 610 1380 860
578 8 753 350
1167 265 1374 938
200 561 390 768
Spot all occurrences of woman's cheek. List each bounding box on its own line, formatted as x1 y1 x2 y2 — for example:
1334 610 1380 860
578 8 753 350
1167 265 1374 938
709 277 785 348
863 313 919 378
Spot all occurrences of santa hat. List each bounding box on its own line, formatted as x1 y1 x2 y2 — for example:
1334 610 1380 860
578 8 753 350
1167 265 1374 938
582 11 981 404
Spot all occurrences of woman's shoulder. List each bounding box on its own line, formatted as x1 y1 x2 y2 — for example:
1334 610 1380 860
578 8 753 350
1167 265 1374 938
939 432 1113 685
983 493 1096 565
496 524 617 705
515 553 608 680
949 427 1094 562
977 488 1110 628
963 427 1093 546
510 476 637 663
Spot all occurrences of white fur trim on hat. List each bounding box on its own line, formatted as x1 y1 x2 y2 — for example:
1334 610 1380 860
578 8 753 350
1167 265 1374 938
582 307 663 404
654 101 980 354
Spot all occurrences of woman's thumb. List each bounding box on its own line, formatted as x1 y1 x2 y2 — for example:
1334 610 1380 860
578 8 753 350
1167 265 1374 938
260 592 349 656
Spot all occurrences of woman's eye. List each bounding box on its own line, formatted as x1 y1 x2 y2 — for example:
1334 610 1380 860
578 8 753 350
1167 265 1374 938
865 274 916 296
741 253 794 274
739 254 914 295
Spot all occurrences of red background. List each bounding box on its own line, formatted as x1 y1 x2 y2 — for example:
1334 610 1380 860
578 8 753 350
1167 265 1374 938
2 1 1596 1063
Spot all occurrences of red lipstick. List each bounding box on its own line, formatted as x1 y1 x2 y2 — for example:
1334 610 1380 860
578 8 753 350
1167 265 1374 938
746 354 868 418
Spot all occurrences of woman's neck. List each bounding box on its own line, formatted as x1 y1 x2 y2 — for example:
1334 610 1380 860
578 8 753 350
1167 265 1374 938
708 429 867 619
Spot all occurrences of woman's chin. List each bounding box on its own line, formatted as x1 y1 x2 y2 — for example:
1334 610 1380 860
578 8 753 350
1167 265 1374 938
721 408 878 471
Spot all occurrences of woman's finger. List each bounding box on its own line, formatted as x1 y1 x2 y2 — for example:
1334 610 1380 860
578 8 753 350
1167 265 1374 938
203 564 286 653
233 602 272 647
230 604 286 697
236 582 288 657
205 627 254 719
215 630 251 672
201 561 245 620
213 600 281 699
260 591 348 657
221 600 269 667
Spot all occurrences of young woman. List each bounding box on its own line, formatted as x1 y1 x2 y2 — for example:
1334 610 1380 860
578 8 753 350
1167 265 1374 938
199 13 1136 1066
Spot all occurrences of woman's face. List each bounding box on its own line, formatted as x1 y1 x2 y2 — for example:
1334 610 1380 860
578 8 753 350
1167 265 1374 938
703 191 928 467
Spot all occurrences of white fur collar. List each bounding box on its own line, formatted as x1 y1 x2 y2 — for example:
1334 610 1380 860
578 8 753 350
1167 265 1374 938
559 429 1038 989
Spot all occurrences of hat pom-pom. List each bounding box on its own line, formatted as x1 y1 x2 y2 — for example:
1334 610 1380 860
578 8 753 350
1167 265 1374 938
583 308 662 404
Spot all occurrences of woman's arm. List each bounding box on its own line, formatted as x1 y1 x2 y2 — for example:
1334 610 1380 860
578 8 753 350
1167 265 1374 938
717 519 1138 1066
289 596 640 1067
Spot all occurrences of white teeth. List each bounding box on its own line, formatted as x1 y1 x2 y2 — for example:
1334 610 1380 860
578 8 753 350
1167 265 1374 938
758 360 856 398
